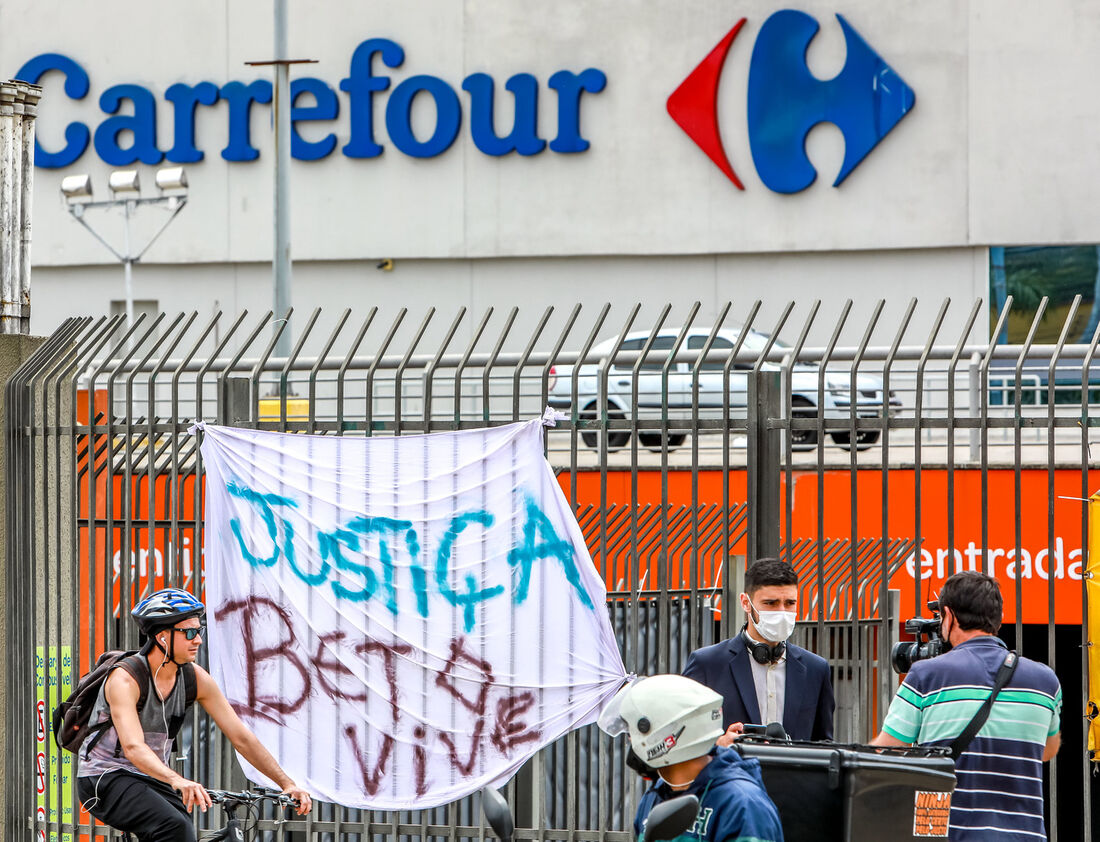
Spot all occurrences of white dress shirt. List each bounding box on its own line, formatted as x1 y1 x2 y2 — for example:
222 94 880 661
745 632 787 725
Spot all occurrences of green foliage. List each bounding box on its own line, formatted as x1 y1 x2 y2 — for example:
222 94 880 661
991 245 1098 343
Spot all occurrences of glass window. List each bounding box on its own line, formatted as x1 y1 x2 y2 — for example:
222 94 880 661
613 336 675 371
988 245 1100 404
990 245 1098 344
687 335 734 371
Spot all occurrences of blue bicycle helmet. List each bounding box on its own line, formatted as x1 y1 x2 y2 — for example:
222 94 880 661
131 587 206 635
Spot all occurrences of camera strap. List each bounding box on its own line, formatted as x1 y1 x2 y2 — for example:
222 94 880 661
949 649 1018 761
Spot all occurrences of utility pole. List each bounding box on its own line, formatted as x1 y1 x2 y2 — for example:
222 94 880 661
273 0 291 359
246 1 315 362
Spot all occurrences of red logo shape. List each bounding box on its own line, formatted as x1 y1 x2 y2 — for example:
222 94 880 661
666 19 746 189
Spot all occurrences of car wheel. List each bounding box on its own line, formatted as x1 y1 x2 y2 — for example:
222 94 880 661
638 432 686 453
790 398 819 451
580 405 630 451
830 430 881 451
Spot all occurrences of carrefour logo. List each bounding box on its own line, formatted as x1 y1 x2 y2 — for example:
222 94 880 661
16 41 606 169
667 10 915 194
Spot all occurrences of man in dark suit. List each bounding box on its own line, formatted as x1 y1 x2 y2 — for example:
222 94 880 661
683 557 834 742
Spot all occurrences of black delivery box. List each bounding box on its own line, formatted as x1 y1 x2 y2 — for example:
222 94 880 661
734 739 955 841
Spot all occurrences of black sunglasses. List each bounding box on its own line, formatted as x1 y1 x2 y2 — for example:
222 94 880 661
173 625 206 641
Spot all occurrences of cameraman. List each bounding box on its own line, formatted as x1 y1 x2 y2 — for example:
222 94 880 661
871 571 1061 841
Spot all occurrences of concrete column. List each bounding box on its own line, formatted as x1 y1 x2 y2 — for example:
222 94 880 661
17 84 40 332
0 82 14 325
0 81 40 336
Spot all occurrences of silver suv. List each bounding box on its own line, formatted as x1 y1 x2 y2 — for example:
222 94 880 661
547 328 899 451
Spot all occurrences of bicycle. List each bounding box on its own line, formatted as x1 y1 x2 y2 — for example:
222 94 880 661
199 788 301 841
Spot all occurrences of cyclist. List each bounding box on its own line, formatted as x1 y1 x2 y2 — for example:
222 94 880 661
599 674 784 842
76 588 312 841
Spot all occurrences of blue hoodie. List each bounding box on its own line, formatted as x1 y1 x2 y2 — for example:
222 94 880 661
634 747 784 842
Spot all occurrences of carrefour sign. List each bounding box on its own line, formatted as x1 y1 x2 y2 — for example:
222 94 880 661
667 10 915 194
17 39 607 169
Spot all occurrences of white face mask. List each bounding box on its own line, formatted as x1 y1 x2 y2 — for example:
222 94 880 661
748 603 797 643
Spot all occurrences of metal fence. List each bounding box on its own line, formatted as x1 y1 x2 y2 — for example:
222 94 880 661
7 296 1097 840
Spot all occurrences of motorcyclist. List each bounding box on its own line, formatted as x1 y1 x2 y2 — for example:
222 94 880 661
599 674 784 842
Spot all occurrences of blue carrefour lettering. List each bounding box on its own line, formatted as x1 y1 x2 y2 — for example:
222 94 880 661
547 69 606 153
340 38 404 158
463 73 545 156
386 75 462 158
165 82 220 163
291 77 339 160
22 42 604 168
94 84 164 166
220 79 273 162
15 53 90 168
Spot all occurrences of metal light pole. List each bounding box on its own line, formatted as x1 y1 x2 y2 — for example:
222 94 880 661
120 175 136 328
246 2 315 361
60 167 189 331
274 0 291 359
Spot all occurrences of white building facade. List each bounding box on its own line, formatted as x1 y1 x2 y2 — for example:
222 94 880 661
6 0 1098 345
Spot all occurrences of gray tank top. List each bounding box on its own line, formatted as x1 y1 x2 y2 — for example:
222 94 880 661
78 661 189 778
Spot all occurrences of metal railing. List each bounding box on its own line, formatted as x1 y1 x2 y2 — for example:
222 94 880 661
7 295 1096 840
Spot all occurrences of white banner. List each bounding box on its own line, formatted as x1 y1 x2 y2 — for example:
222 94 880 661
197 418 626 809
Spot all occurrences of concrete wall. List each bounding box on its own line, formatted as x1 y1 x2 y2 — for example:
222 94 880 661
27 246 989 348
3 0 1098 267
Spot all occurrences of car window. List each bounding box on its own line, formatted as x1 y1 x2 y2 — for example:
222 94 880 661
613 336 676 371
687 335 734 371
739 331 791 356
736 332 767 354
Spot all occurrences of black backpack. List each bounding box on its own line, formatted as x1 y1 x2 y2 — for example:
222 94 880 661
52 649 197 757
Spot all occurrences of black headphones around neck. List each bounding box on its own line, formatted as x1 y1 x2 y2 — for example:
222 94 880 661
742 625 785 665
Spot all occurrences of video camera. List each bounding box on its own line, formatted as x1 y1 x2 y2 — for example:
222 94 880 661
890 600 946 674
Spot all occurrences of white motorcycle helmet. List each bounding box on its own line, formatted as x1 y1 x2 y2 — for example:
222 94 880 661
598 675 724 768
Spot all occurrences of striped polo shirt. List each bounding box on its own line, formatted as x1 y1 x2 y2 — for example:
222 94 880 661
881 636 1061 841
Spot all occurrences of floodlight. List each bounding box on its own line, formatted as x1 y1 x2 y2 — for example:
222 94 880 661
60 167 190 343
108 169 141 196
154 166 188 193
59 174 93 203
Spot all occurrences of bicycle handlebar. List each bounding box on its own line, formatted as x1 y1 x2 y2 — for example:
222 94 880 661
206 788 300 810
